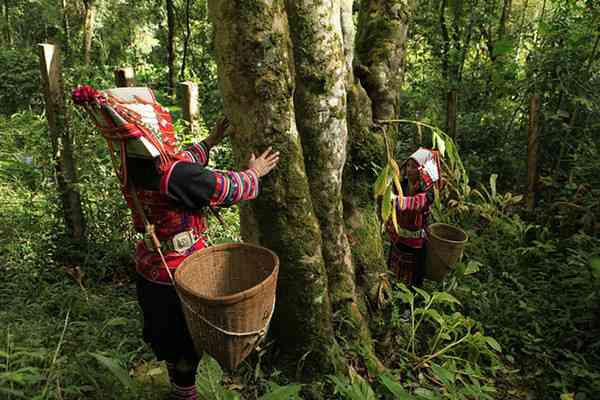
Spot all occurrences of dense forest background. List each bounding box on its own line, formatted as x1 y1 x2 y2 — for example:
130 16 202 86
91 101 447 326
0 0 599 399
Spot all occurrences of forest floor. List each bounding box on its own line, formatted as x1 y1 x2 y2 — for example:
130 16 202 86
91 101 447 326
1 201 599 399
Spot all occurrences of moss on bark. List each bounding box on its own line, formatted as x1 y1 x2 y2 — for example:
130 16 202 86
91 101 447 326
208 0 340 376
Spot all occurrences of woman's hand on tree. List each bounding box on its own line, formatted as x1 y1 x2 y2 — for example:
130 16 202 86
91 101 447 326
249 147 280 177
205 116 229 148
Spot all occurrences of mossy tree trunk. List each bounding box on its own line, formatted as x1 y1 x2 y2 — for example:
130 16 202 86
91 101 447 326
208 0 411 378
355 0 412 122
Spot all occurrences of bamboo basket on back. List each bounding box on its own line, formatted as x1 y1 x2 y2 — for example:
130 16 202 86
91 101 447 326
175 243 279 370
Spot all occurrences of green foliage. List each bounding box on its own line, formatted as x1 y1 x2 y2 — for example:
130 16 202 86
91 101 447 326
0 49 42 115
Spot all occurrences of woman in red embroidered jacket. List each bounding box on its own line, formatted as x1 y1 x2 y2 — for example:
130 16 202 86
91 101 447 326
129 125 278 400
72 86 278 400
387 148 442 288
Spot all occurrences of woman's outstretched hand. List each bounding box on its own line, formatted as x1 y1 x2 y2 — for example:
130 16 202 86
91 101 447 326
204 116 229 148
249 147 280 177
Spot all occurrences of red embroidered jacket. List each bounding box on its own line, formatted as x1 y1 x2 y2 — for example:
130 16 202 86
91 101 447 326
127 142 260 284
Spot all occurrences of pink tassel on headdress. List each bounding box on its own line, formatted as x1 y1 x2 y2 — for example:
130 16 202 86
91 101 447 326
72 85 104 105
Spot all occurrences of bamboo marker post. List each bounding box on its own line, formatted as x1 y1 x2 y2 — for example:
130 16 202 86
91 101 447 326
38 43 85 241
527 95 540 211
179 81 199 133
114 67 135 87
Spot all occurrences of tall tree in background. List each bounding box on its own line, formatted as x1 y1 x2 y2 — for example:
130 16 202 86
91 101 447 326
166 0 176 96
82 0 96 65
208 0 412 375
2 0 11 46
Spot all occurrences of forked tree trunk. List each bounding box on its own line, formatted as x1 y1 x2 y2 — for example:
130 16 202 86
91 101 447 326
208 0 339 375
208 0 408 377
82 0 95 65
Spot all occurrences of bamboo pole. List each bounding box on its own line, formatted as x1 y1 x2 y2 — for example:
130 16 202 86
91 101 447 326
38 43 85 241
179 81 199 132
114 67 135 87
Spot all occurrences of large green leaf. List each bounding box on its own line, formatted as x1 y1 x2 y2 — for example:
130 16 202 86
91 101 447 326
89 352 133 390
197 354 241 400
431 363 455 385
379 374 417 399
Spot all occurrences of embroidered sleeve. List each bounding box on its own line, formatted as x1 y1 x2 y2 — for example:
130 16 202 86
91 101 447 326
177 141 210 167
395 190 434 212
209 169 260 207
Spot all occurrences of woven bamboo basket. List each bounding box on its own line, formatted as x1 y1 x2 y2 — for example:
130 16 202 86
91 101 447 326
424 223 468 281
174 243 279 370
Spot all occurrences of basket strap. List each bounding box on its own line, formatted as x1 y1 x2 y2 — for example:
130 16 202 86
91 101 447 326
177 295 275 339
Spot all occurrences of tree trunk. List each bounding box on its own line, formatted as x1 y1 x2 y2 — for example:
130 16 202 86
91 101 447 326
166 0 176 97
208 0 340 376
208 0 402 377
179 0 192 80
3 0 11 47
38 44 85 241
82 0 95 65
527 94 540 211
355 0 412 122
61 0 70 56
446 89 458 138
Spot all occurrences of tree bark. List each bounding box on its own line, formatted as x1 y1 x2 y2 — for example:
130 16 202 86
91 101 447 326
208 0 340 376
355 0 412 123
38 44 85 241
179 0 192 80
166 0 176 97
82 0 96 66
527 95 540 211
3 0 11 47
61 0 70 56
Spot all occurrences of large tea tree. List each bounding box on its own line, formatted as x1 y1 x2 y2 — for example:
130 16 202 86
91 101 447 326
207 0 412 376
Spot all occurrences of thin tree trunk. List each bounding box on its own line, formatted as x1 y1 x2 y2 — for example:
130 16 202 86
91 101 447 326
527 95 540 211
166 0 176 97
61 0 70 57
38 44 85 241
82 0 95 66
446 89 458 138
179 81 199 131
3 0 11 46
208 0 340 376
179 0 192 80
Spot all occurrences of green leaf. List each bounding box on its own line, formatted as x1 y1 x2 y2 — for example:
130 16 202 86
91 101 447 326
431 363 455 385
435 131 446 157
89 352 134 390
464 260 481 275
485 337 502 352
424 309 445 327
413 287 431 303
104 317 130 327
414 387 440 400
433 292 461 306
198 353 241 400
379 374 417 399
259 384 303 400
374 165 390 198
382 184 393 222
489 174 498 200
